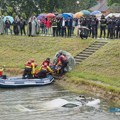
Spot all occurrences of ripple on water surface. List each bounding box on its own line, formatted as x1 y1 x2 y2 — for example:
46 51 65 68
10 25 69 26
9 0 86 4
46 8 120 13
0 85 119 120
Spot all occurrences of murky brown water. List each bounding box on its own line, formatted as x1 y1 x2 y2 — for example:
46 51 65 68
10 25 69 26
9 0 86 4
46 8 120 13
0 84 119 120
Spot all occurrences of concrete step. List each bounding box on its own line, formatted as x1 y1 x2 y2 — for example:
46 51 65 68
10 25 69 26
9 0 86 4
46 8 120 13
92 42 107 46
75 59 83 62
83 49 96 52
89 45 102 49
81 51 94 55
94 41 108 44
74 41 108 64
76 62 81 64
89 44 104 48
75 56 88 60
86 47 99 50
75 58 83 61
75 54 90 57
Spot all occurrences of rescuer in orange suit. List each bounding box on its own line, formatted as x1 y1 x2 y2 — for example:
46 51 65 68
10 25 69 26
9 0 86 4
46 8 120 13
22 61 32 79
22 59 38 79
36 61 54 78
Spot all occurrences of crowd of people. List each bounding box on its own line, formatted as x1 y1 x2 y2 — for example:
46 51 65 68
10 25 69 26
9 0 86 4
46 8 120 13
0 14 120 39
22 52 68 79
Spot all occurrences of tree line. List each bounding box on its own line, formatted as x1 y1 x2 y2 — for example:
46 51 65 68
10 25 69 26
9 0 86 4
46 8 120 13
107 0 120 12
0 0 97 18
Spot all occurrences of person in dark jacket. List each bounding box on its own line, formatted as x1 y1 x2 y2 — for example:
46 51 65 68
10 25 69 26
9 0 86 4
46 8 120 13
100 15 107 38
5 18 12 35
112 16 116 39
66 16 73 37
91 16 98 38
55 53 68 75
107 17 112 38
80 17 87 26
13 19 19 35
61 18 67 37
19 17 26 35
115 17 120 39
86 16 92 37
52 18 57 37
108 16 116 39
56 18 62 36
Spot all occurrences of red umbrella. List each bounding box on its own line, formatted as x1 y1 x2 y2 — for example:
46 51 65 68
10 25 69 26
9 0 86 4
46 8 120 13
46 13 55 18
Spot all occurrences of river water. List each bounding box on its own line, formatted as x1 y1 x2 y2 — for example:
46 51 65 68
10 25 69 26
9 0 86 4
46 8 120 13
0 84 119 120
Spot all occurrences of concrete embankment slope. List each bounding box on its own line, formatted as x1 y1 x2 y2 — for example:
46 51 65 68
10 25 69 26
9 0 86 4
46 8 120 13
56 40 120 106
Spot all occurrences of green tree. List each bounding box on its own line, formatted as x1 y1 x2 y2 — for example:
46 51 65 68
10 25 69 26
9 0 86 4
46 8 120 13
21 13 27 19
3 12 8 16
12 12 16 18
109 3 120 12
1 0 97 18
7 6 13 15
107 0 120 6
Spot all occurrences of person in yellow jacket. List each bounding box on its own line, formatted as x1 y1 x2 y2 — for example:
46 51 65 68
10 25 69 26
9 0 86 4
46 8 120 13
36 62 54 78
30 59 38 78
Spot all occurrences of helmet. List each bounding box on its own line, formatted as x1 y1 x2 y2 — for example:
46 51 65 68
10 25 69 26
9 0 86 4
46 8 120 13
46 58 50 61
28 61 31 64
30 59 34 62
56 53 61 58
59 52 63 55
101 15 105 19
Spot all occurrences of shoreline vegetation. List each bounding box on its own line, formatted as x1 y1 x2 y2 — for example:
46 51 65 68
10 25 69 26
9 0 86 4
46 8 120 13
0 35 120 106
55 76 120 107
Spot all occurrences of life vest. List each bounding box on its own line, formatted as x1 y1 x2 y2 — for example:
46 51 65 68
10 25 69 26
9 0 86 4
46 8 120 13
56 57 62 66
41 63 48 71
25 62 32 68
0 68 3 76
100 18 107 27
41 63 53 73
42 60 50 66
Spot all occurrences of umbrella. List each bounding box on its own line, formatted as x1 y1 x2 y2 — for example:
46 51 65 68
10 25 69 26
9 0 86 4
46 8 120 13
46 13 55 18
62 13 73 19
56 14 63 18
96 13 102 20
3 16 14 23
73 12 83 18
80 10 91 16
37 14 47 20
105 13 120 18
79 26 89 30
91 10 101 15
